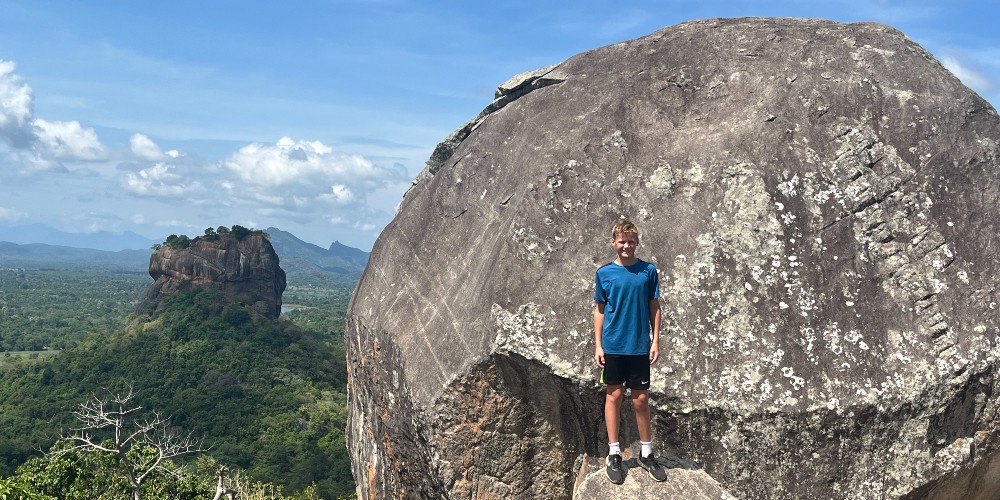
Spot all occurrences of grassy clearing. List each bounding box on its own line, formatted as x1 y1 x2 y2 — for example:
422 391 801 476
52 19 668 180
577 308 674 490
0 350 61 366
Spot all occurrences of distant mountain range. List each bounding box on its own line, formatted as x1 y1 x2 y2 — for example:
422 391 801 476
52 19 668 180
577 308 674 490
0 225 369 284
264 227 368 276
263 227 368 285
0 223 156 252
0 241 150 268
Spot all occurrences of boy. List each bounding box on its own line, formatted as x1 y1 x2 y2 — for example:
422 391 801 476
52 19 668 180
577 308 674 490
593 219 667 484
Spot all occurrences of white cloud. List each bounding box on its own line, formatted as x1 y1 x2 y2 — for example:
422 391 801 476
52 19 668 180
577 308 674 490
941 54 994 94
33 118 108 160
251 192 287 206
0 60 108 165
0 59 35 147
0 52 413 247
155 219 188 228
0 206 26 221
223 136 407 208
124 162 205 197
130 133 164 160
1 148 67 173
226 136 362 187
327 184 355 203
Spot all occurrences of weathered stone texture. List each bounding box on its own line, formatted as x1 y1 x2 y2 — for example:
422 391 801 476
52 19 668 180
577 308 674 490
574 451 736 499
139 232 286 319
346 17 1000 499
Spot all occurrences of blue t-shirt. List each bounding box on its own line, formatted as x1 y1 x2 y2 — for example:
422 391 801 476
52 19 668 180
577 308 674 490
594 259 660 355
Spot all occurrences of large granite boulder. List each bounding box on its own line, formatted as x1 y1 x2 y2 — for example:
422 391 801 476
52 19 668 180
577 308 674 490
138 231 286 319
346 17 1000 499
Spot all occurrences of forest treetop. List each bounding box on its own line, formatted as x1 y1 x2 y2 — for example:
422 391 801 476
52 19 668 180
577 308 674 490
152 225 269 250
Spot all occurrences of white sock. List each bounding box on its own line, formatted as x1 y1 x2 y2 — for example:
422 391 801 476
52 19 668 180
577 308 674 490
640 441 653 458
608 441 621 456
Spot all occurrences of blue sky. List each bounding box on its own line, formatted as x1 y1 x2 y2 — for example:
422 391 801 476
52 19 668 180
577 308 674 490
1 1 998 250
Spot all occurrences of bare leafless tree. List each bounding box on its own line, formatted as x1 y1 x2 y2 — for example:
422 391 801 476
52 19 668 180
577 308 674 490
56 386 205 500
212 466 238 500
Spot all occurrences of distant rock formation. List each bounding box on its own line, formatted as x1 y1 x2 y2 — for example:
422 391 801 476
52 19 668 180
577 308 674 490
345 17 1000 500
138 231 286 319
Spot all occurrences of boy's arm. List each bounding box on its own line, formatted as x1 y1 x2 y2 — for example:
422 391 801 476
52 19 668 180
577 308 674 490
594 302 606 367
649 298 662 364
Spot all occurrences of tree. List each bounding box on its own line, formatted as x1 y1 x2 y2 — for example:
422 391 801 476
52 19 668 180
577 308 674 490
230 225 252 240
57 387 204 500
164 234 191 249
211 466 237 500
0 475 53 499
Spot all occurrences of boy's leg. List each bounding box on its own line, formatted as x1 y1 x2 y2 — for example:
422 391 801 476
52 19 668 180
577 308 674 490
630 361 667 481
624 355 653 443
605 384 624 445
631 389 651 442
601 354 627 449
634 391 667 481
604 384 626 484
602 355 628 484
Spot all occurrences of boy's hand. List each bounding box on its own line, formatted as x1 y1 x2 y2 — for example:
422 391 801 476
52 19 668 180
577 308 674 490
594 347 605 367
649 345 660 365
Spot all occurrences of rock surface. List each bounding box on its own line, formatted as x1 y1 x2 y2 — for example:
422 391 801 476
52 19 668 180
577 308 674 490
573 449 735 499
138 232 286 319
346 17 1000 499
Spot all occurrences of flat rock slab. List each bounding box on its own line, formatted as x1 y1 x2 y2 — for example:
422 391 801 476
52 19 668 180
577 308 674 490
574 452 736 499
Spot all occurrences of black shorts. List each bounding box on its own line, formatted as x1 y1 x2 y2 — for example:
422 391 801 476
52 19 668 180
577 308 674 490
601 354 651 390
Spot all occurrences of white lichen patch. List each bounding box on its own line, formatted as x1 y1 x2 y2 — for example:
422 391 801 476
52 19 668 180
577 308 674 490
663 158 822 406
777 174 801 197
603 130 628 149
491 303 590 381
647 162 679 194
884 88 914 104
656 127 988 413
511 224 560 260
932 437 974 475
780 366 806 390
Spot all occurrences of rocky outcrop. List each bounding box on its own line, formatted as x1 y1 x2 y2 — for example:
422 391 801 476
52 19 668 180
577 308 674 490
574 452 735 499
346 17 1000 499
413 64 568 185
138 232 286 319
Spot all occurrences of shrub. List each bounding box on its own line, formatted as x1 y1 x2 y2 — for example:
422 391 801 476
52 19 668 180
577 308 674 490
163 234 191 249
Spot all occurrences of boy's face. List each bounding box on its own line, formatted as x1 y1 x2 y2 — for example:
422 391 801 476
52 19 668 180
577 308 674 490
611 232 639 261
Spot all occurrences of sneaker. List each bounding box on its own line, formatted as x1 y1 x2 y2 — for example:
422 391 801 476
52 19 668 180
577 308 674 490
637 453 667 482
606 453 625 484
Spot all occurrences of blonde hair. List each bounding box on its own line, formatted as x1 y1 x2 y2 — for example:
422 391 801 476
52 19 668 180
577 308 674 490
611 219 639 239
